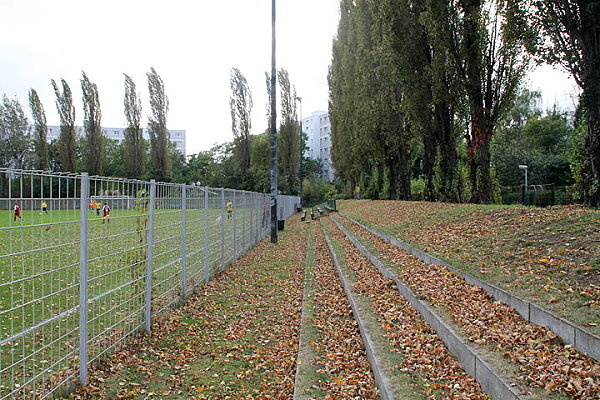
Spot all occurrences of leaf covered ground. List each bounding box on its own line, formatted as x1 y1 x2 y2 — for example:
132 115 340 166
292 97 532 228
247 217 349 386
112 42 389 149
338 200 600 335
323 217 487 400
63 219 308 400
335 214 600 399
294 221 379 398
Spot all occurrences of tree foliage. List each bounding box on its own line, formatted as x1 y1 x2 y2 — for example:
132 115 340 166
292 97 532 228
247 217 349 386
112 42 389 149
515 0 600 206
51 78 77 172
230 68 253 172
277 69 300 194
123 74 145 179
28 88 48 170
81 71 103 175
0 95 31 169
147 67 171 181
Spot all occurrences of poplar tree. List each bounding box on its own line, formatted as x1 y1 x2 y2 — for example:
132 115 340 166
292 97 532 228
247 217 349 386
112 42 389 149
123 74 144 178
229 68 253 172
147 67 171 181
81 71 103 175
51 78 77 172
28 88 49 170
277 69 300 194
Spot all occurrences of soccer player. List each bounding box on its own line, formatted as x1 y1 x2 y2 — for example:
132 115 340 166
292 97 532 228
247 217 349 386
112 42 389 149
101 202 111 224
226 200 233 220
95 201 101 216
13 203 23 221
41 200 48 214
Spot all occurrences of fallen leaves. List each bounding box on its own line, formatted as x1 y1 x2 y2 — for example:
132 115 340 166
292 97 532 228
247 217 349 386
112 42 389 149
324 217 488 400
337 213 600 400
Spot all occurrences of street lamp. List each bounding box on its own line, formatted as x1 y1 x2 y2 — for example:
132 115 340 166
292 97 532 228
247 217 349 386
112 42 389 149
518 165 528 192
270 0 278 243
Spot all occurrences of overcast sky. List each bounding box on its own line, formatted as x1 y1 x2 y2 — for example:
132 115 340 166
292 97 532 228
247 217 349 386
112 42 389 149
0 0 578 156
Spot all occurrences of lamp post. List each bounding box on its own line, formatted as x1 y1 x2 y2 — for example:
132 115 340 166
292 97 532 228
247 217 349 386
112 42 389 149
519 164 528 205
295 96 302 199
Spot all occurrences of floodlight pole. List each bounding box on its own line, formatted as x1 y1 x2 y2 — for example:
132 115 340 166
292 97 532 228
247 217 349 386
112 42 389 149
296 96 303 198
270 0 278 243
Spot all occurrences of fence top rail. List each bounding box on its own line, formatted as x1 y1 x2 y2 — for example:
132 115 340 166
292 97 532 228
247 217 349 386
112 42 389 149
0 168 299 199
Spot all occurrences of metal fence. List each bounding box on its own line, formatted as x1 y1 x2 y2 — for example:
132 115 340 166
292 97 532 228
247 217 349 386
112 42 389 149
499 184 578 207
0 168 299 399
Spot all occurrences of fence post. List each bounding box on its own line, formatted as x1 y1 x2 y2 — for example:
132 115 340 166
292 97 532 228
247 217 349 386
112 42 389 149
249 193 254 247
145 180 156 333
233 190 237 260
242 192 246 252
221 188 225 271
204 187 210 284
79 173 90 386
181 185 187 301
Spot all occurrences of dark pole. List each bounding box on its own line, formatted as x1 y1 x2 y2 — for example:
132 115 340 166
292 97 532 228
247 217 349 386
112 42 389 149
296 96 302 201
270 0 278 243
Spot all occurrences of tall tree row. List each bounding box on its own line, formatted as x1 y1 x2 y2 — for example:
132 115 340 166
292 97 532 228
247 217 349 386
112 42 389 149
330 0 599 205
330 0 529 203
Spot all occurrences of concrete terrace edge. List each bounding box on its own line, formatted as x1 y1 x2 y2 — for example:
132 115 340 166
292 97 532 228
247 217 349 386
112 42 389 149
323 229 395 400
338 212 600 363
333 218 523 400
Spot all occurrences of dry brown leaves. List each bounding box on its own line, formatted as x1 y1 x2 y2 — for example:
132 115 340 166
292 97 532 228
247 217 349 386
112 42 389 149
63 218 308 400
309 221 379 398
323 217 487 400
339 215 600 400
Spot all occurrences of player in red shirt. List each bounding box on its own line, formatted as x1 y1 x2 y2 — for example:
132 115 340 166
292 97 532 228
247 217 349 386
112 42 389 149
101 203 111 224
13 203 23 221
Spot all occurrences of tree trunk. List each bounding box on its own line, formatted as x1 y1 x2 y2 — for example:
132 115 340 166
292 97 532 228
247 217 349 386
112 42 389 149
423 128 436 201
583 81 600 206
435 101 458 201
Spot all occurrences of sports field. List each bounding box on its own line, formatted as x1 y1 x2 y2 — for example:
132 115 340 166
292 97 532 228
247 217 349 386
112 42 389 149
0 201 266 399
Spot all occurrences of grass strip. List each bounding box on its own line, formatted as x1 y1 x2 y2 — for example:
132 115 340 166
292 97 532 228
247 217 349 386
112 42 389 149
61 217 308 399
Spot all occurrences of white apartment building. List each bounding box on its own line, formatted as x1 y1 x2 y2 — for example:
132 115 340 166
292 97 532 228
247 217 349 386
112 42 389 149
302 110 335 182
46 126 186 155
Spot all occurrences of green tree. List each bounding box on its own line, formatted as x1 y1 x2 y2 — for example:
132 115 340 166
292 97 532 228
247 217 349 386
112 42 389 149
147 67 171 181
123 74 145 178
230 68 253 172
520 0 600 205
28 88 49 170
277 69 300 194
0 95 31 169
51 78 77 172
429 0 530 203
81 71 103 175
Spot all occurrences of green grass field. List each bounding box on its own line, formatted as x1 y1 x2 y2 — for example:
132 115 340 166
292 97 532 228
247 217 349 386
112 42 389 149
0 204 266 399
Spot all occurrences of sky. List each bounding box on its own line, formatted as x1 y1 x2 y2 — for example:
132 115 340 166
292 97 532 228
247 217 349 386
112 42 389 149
0 0 578 157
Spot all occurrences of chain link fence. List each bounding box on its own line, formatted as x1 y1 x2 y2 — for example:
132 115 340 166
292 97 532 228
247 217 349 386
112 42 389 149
0 168 299 399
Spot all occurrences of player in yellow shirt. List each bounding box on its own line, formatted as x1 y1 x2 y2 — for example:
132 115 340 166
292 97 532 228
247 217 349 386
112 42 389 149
226 200 233 220
41 200 48 214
